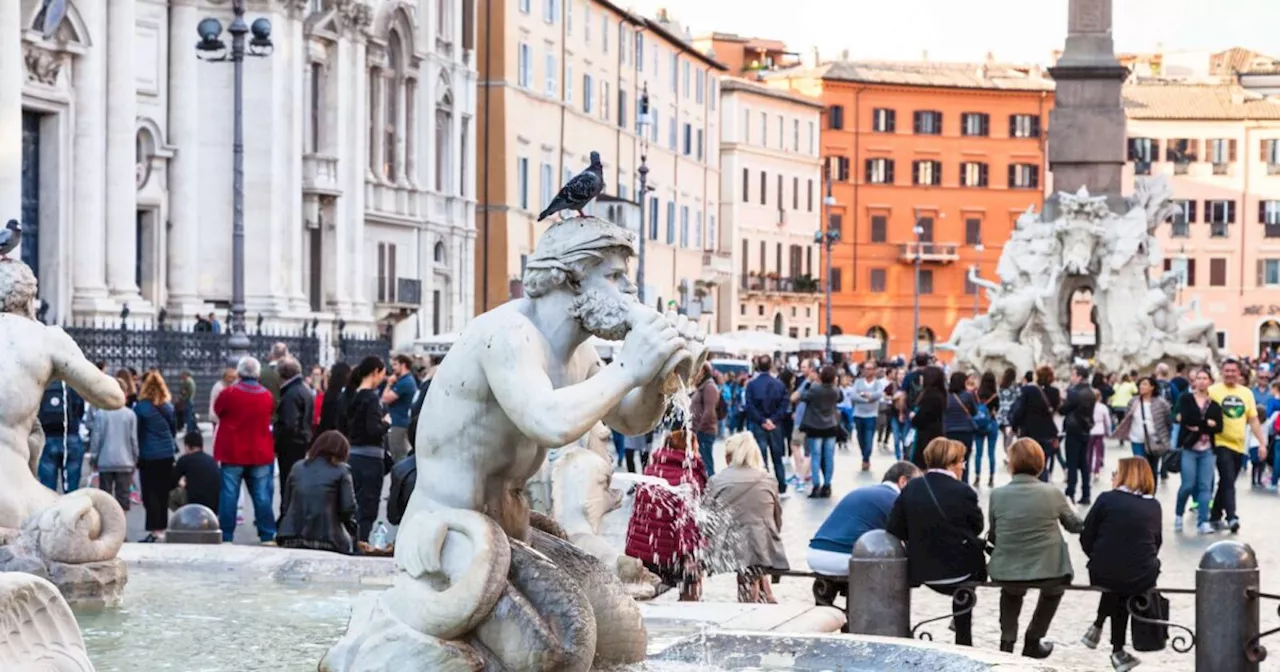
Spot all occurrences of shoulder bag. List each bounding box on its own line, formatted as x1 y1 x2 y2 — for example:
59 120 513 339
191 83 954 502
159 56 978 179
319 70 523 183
1140 400 1170 457
1033 386 1059 450
951 393 977 434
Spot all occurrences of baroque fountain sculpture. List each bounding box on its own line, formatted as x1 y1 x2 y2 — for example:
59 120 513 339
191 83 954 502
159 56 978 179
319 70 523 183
0 258 130 671
945 177 1220 375
323 216 706 671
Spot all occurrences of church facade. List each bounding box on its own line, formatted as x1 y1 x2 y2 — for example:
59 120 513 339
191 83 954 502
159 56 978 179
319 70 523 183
0 0 476 346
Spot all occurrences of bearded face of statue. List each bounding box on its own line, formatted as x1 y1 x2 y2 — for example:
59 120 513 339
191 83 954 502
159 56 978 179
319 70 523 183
568 253 638 341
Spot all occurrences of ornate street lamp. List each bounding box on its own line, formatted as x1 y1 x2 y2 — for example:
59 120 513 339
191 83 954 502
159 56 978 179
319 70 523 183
636 83 651 304
196 0 273 366
816 166 839 363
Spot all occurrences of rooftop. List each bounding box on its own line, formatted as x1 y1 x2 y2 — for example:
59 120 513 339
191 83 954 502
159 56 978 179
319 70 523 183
643 10 728 72
1123 81 1280 120
720 76 824 109
1211 47 1280 75
773 59 1055 92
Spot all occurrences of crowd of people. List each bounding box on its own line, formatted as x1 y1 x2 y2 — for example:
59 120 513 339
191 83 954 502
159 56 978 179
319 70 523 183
34 343 442 554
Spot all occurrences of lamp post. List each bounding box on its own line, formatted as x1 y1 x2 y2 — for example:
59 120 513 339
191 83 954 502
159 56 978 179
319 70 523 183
817 170 838 363
196 0 274 367
911 212 924 359
636 83 650 304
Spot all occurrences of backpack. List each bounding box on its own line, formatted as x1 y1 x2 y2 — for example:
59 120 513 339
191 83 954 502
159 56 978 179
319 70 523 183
904 371 925 411
972 396 994 434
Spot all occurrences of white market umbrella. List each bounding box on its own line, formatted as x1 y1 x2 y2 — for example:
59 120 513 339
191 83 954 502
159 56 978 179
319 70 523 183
412 332 461 355
798 334 883 353
715 330 800 355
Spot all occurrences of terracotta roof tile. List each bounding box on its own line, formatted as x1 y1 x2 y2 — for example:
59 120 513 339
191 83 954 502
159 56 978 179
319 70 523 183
721 76 824 109
1123 82 1280 120
773 60 1055 92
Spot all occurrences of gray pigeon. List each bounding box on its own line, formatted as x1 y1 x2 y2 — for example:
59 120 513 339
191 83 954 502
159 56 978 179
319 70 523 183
0 220 20 258
537 151 605 222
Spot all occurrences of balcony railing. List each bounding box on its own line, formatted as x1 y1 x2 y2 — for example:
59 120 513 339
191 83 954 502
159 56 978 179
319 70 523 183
701 251 734 277
302 154 341 196
897 242 960 263
740 275 821 294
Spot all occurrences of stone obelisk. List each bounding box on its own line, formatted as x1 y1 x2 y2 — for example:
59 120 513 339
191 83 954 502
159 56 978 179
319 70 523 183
1047 0 1129 212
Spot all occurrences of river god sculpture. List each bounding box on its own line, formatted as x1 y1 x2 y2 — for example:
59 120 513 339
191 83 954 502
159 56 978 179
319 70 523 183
322 216 705 672
0 259 129 607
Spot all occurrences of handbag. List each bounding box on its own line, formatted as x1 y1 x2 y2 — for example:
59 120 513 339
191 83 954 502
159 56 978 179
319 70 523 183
1140 400 1170 457
1130 591 1170 652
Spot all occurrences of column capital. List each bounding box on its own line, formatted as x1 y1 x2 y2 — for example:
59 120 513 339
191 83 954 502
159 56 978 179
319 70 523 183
334 0 372 40
279 0 310 20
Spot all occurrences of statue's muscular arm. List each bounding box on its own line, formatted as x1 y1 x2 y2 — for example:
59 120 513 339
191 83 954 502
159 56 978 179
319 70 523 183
590 356 667 437
47 328 126 410
483 322 640 448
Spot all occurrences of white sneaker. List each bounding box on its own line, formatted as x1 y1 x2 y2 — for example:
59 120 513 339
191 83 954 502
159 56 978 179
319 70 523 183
1173 517 1183 533
1198 522 1215 534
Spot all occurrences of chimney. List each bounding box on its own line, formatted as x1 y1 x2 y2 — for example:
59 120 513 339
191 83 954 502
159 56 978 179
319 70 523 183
806 46 820 67
840 48 850 61
921 49 929 62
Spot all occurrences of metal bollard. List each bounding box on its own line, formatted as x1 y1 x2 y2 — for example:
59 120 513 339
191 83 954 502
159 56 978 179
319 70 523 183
848 529 910 637
1196 540 1259 672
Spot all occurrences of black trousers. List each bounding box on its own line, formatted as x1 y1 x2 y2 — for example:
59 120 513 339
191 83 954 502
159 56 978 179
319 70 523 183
275 443 308 498
138 457 174 532
1210 446 1245 524
1063 433 1091 502
998 577 1068 645
348 454 384 543
1094 592 1134 653
927 583 975 646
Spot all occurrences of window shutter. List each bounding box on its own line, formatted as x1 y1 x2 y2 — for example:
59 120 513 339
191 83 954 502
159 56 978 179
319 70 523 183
1188 200 1197 223
1009 115 1017 138
980 163 988 186
1187 260 1196 286
1031 166 1040 189
1263 139 1269 161
1262 200 1268 225
1259 259 1265 287
887 110 896 133
1230 200 1237 223
886 160 895 184
1152 139 1161 162
1032 115 1041 138
934 161 942 185
1203 200 1211 222
913 112 921 134
981 114 990 136
1163 259 1172 272
1008 164 1016 188
1230 139 1238 162
864 159 872 183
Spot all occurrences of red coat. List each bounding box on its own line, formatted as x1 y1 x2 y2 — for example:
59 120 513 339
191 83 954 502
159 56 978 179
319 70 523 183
212 380 276 466
624 433 707 568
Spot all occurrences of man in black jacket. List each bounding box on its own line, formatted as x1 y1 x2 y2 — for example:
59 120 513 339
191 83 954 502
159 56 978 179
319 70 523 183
1060 365 1096 504
274 357 314 495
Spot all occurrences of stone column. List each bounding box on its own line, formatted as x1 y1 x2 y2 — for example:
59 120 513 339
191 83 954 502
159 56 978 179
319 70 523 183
0 1 21 219
288 3 308 309
329 32 353 314
165 0 201 312
105 0 142 302
351 37 369 312
71 0 110 308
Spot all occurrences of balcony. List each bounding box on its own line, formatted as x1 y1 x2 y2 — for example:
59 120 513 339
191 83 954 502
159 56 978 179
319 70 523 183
302 154 341 196
701 251 733 278
375 277 423 309
740 274 821 295
897 242 960 264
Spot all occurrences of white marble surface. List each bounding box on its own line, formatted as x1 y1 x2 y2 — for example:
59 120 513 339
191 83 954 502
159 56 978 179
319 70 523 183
0 573 94 672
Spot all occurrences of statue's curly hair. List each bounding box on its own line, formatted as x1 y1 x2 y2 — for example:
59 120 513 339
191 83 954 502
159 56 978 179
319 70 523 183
0 260 37 319
523 245 632 298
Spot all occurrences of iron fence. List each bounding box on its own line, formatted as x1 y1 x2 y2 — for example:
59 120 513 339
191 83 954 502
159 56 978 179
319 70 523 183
61 319 321 420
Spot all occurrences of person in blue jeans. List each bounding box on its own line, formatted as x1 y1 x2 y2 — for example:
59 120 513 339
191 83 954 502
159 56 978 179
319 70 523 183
850 361 887 471
797 365 842 497
745 355 790 494
37 382 86 493
1173 368 1222 534
971 372 1001 488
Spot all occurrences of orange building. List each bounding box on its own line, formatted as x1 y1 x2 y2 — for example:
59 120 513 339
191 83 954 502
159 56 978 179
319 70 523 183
769 61 1054 359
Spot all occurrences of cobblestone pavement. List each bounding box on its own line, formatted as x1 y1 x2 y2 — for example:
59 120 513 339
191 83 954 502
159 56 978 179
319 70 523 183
651 438 1280 671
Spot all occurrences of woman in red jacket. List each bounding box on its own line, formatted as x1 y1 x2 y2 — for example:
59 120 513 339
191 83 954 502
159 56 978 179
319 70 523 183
625 426 707 601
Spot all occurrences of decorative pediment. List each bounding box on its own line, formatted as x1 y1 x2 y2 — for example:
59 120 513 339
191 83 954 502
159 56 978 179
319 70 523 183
20 0 90 89
306 0 372 41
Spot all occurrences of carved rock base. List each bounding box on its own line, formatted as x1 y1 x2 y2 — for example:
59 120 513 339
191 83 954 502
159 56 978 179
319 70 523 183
0 541 127 608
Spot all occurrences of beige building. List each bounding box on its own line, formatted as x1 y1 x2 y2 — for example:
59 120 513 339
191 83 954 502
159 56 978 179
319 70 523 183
475 2 726 324
716 77 824 336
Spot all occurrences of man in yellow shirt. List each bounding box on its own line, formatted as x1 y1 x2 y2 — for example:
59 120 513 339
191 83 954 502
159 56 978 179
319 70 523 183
1208 359 1268 533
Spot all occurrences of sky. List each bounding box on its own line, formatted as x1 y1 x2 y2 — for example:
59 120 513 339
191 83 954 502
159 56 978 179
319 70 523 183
626 0 1280 65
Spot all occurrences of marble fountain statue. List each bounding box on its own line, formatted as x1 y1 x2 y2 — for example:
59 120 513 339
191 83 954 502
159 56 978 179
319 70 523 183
323 216 707 671
0 258 130 670
944 178 1220 376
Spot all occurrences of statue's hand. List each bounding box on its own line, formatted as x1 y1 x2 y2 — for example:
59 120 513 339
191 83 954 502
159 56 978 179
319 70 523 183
618 310 683 386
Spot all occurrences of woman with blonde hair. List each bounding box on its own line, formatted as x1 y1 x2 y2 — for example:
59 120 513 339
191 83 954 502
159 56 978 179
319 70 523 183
133 371 178 542
1080 457 1162 671
705 432 789 602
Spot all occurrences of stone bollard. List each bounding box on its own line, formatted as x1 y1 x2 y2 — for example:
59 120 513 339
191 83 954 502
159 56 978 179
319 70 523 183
847 529 909 637
1197 540 1259 672
165 504 223 544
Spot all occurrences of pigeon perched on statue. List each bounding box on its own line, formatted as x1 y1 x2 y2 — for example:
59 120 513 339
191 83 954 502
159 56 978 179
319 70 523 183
0 220 21 258
537 151 605 222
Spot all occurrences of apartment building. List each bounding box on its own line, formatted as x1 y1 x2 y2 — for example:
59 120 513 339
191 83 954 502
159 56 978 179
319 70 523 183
475 2 725 323
716 77 824 336
769 60 1053 358
692 32 800 77
1123 81 1280 356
